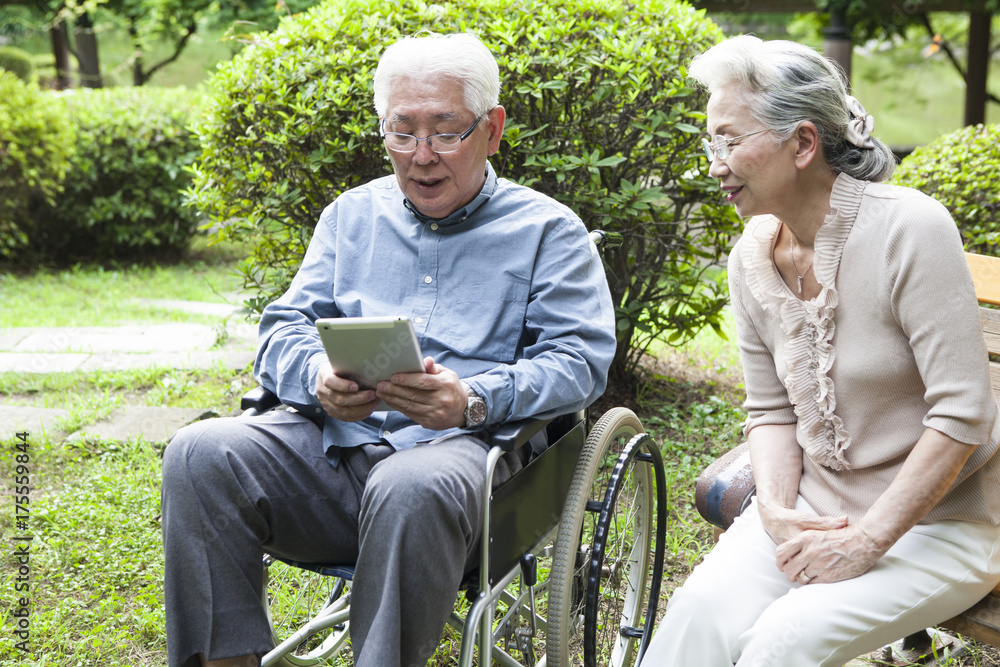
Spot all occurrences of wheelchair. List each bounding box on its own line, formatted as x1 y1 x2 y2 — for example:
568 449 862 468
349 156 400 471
241 390 666 667
238 230 668 667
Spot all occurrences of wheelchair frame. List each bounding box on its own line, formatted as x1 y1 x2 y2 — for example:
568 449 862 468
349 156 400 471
243 399 666 667
239 230 669 667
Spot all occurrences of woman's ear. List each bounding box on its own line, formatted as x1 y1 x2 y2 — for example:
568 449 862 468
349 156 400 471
793 121 822 170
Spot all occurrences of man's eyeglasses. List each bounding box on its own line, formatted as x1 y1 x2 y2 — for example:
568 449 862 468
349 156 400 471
702 129 769 162
381 117 482 154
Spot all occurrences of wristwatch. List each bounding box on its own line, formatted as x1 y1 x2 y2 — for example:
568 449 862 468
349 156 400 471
462 382 487 429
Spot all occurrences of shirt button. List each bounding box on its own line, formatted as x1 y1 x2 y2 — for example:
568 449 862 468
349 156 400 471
424 276 433 284
414 317 423 324
383 430 391 437
315 407 322 414
430 223 439 231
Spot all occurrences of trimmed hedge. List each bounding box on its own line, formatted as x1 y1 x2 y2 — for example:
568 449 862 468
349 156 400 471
893 123 1000 255
188 0 741 381
0 45 34 82
24 87 205 265
0 72 75 258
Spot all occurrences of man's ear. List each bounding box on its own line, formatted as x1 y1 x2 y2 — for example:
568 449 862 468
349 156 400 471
793 120 822 170
486 105 506 156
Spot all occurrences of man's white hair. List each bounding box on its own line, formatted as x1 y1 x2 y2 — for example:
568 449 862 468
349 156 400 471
373 32 500 119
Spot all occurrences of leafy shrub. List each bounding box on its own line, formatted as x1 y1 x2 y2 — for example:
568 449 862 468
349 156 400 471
23 87 205 265
892 123 1000 255
0 72 74 257
0 45 33 81
187 0 741 383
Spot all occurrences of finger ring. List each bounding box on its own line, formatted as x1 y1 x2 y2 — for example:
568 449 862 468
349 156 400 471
798 569 814 584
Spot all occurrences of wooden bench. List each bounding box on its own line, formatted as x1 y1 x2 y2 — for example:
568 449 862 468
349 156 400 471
694 251 1000 653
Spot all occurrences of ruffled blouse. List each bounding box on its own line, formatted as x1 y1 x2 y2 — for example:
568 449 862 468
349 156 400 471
740 174 868 471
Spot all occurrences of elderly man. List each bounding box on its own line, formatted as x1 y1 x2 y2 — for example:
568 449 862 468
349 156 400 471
161 31 616 667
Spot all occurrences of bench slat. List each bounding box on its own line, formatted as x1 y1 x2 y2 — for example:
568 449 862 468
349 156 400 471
980 306 1000 357
988 362 1000 401
968 253 1000 307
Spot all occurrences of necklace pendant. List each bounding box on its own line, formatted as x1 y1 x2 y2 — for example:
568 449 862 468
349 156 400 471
797 275 804 294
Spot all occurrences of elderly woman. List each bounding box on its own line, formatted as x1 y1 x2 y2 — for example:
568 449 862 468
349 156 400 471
640 35 1000 666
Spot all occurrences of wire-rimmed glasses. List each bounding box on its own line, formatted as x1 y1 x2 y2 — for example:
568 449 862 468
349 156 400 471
702 129 769 162
381 116 482 154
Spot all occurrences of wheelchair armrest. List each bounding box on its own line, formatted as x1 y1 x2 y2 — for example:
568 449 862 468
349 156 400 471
589 229 623 252
240 385 282 416
695 442 756 531
487 418 552 452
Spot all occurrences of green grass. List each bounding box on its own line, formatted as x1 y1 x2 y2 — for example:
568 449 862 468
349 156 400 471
0 429 167 665
0 237 248 328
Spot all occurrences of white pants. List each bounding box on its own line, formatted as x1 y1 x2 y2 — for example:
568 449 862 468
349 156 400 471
640 496 1000 667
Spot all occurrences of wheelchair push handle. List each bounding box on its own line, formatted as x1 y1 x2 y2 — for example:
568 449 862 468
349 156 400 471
589 229 623 252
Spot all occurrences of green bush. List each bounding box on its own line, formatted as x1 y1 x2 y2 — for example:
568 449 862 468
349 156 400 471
187 0 741 383
892 123 1000 255
0 45 33 81
23 87 205 265
0 72 74 257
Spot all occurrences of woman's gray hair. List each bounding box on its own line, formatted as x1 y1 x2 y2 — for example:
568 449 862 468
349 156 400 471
688 35 897 183
373 32 500 119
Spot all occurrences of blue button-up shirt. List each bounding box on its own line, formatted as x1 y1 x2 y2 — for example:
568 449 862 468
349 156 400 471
254 163 616 463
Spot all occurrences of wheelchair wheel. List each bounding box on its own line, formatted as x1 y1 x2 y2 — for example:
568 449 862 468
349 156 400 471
261 556 351 667
585 433 664 667
547 407 657 667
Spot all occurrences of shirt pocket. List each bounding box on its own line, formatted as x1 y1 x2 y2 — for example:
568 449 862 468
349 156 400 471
440 278 531 363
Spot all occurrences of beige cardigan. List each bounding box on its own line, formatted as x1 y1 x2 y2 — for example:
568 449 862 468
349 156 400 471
729 173 1000 524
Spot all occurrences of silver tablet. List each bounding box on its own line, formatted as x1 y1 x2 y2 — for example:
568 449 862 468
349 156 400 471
315 317 424 410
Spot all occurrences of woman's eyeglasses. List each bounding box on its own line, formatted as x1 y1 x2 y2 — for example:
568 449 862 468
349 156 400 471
702 129 769 162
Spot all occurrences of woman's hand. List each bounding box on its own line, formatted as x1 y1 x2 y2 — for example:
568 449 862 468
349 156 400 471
757 496 848 546
775 523 885 584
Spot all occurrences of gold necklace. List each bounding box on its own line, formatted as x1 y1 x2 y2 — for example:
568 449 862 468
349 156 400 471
788 230 814 295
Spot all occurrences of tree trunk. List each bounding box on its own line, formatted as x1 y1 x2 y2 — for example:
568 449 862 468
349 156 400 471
74 12 102 88
964 11 991 126
49 20 72 90
129 20 146 86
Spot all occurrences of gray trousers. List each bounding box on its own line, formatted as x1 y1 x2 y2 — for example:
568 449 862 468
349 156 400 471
161 409 501 667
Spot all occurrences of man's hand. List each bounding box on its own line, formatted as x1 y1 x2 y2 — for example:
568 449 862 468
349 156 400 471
758 497 848 546
315 361 379 422
377 357 467 430
775 523 885 585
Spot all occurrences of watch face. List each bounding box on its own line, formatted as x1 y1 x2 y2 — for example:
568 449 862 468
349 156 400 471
467 398 487 426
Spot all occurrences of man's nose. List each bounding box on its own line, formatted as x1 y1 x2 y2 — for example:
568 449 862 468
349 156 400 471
412 139 439 164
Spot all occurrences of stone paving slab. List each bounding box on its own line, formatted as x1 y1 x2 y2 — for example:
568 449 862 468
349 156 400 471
0 406 70 441
5 324 220 354
0 352 93 374
66 406 212 444
0 349 256 374
73 350 256 372
0 317 258 373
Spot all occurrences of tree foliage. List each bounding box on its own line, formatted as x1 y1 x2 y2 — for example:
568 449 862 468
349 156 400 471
187 0 742 383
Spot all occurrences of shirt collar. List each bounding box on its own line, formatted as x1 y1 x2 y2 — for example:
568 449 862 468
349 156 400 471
403 163 498 227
